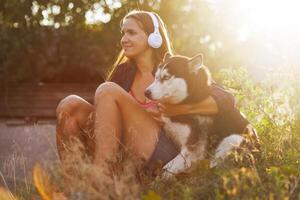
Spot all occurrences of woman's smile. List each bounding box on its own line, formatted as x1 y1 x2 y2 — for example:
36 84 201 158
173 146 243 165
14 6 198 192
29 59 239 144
120 18 149 58
123 45 133 50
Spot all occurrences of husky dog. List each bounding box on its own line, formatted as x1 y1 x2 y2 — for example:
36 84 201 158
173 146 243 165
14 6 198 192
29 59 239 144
145 53 245 177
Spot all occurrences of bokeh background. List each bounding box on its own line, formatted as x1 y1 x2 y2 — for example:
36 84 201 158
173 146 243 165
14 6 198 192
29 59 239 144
1 0 299 84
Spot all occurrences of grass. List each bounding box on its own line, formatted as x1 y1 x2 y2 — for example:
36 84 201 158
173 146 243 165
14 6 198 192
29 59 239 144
1 68 300 199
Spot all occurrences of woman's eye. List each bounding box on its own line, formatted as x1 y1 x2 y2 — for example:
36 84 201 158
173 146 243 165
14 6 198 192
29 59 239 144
128 30 136 35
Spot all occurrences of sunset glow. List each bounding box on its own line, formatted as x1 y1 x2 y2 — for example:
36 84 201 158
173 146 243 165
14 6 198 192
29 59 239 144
232 0 300 41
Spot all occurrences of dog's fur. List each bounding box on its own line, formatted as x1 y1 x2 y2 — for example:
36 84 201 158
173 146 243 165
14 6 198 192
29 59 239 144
145 53 245 178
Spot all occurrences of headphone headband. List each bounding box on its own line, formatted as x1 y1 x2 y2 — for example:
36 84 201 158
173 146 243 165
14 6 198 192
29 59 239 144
146 12 159 30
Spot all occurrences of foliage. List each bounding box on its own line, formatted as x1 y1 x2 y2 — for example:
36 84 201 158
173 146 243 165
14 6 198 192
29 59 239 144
0 0 260 83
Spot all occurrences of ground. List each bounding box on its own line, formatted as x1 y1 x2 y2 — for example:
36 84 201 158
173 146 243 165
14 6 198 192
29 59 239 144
0 119 58 191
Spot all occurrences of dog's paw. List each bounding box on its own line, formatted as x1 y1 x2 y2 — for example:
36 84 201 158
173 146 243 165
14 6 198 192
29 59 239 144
161 171 174 179
210 159 217 168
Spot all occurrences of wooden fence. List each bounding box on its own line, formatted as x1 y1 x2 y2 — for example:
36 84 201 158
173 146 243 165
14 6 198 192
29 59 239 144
0 83 98 118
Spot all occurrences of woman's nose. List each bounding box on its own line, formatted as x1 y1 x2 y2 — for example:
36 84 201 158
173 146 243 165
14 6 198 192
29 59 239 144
121 34 128 45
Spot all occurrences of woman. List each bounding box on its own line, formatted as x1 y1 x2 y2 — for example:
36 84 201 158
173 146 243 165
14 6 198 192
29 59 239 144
56 10 251 175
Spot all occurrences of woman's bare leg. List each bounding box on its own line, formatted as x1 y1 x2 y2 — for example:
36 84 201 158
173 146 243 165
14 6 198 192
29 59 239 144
56 95 94 159
93 82 160 169
56 82 161 170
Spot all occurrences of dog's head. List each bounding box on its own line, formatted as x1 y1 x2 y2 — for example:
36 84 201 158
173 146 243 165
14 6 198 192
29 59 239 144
145 53 211 104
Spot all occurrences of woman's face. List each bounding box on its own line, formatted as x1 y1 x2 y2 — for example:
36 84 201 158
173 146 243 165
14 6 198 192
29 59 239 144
121 17 150 58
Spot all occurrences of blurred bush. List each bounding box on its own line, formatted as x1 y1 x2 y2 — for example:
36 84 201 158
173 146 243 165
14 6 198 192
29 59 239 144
0 0 264 84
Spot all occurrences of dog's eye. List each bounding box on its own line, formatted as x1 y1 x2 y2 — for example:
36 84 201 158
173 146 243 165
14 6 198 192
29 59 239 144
161 75 171 81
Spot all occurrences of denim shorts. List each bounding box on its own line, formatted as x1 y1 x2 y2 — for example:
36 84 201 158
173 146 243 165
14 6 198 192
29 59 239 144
146 130 179 174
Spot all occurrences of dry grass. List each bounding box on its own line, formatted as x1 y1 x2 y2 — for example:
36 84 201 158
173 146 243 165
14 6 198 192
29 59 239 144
33 138 142 200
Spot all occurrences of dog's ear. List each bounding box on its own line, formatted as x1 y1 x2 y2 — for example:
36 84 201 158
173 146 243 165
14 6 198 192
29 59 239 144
163 52 172 62
188 54 203 74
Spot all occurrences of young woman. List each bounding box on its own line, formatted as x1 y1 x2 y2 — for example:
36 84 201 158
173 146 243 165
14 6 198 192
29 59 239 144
56 10 251 175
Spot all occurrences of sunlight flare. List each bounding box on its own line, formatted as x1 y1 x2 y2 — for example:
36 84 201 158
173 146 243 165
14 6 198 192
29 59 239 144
234 0 300 39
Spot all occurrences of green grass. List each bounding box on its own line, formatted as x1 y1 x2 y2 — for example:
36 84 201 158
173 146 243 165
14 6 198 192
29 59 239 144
2 68 300 200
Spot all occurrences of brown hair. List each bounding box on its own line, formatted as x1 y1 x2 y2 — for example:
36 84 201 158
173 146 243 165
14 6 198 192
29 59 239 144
106 10 174 80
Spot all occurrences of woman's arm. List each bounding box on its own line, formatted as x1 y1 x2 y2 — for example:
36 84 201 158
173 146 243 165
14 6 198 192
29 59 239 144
158 96 218 116
159 83 235 117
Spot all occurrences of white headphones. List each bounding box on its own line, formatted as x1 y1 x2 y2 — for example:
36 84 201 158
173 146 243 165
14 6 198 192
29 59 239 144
146 12 163 48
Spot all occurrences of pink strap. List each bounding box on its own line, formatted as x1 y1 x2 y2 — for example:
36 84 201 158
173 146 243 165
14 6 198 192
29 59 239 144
129 90 158 109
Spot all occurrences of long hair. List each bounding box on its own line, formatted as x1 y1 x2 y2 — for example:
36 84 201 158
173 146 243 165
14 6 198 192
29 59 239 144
106 10 174 80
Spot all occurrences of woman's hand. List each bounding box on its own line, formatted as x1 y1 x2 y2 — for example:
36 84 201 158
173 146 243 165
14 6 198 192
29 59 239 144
146 106 164 124
158 103 191 117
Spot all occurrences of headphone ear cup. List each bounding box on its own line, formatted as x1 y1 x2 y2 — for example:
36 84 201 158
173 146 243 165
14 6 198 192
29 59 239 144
148 32 163 48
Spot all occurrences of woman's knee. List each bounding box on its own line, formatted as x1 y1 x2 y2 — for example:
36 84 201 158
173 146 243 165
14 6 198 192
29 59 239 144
94 82 122 104
56 95 85 121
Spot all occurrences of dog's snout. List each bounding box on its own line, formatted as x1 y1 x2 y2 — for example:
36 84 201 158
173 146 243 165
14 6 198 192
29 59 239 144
144 89 152 99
